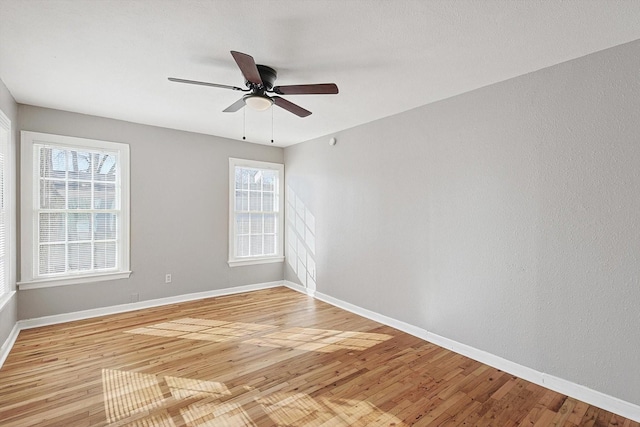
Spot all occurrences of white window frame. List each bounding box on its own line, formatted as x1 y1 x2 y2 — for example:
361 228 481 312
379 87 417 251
0 109 13 310
19 131 131 289
228 158 284 267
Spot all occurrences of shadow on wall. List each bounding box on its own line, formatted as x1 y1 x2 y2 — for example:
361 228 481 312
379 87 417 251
286 186 317 293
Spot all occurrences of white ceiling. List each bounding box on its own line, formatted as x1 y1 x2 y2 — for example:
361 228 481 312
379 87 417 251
1 0 640 147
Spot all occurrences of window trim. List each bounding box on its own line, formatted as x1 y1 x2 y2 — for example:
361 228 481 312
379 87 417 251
18 131 131 289
228 157 284 267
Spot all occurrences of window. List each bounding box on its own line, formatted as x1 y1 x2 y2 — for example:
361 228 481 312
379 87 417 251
0 110 10 302
19 131 130 289
228 158 284 267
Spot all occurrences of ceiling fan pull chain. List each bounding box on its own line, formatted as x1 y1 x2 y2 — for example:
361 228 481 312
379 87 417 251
271 106 274 144
242 108 246 140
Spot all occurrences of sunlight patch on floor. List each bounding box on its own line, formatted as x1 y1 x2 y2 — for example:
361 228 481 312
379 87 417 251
165 376 232 400
102 369 173 425
102 369 406 426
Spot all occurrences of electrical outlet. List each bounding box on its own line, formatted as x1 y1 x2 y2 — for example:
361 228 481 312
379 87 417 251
165 273 172 283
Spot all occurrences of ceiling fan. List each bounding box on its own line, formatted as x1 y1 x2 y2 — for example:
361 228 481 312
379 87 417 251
168 51 339 118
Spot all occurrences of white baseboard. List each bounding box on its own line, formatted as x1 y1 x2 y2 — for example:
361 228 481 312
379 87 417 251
0 322 20 368
312 290 640 423
283 280 315 296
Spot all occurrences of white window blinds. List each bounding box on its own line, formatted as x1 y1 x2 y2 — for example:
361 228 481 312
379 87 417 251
37 145 120 276
0 111 8 297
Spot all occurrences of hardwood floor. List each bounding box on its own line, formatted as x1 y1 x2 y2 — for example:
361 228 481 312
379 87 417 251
0 287 636 426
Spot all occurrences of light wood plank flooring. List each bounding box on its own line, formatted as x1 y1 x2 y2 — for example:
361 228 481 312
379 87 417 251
0 287 637 426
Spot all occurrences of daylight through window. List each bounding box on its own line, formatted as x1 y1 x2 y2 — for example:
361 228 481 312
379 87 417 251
229 158 284 266
38 146 119 275
20 131 130 288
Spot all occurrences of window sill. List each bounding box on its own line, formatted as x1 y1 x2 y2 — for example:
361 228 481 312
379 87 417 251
228 256 284 268
18 271 132 290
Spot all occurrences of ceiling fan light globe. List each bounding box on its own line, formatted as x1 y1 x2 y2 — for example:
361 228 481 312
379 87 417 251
245 95 273 111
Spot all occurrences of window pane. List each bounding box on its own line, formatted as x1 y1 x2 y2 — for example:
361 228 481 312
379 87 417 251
237 235 250 257
264 214 276 234
263 191 274 212
94 242 116 269
68 151 92 180
264 235 276 255
249 191 261 211
94 183 116 209
40 147 67 179
250 235 263 256
235 168 243 189
250 213 263 234
236 213 249 235
94 213 117 240
39 213 66 243
240 168 250 189
39 147 52 178
40 180 66 209
68 213 92 241
235 190 248 211
93 153 117 182
262 171 275 191
68 242 92 271
68 181 92 209
249 169 261 191
39 244 65 275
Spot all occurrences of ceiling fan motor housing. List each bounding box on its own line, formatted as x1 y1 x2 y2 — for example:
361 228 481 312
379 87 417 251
252 65 277 91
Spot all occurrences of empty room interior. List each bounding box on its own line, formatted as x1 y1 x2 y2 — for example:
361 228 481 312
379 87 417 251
1 1 640 426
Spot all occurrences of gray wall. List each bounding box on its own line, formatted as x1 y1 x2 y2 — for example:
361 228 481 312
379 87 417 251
17 105 284 319
284 39 640 405
0 77 18 347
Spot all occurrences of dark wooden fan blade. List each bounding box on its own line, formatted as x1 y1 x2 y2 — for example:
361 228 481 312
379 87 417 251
273 83 339 95
272 96 311 117
230 51 263 86
223 97 246 112
168 77 244 91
